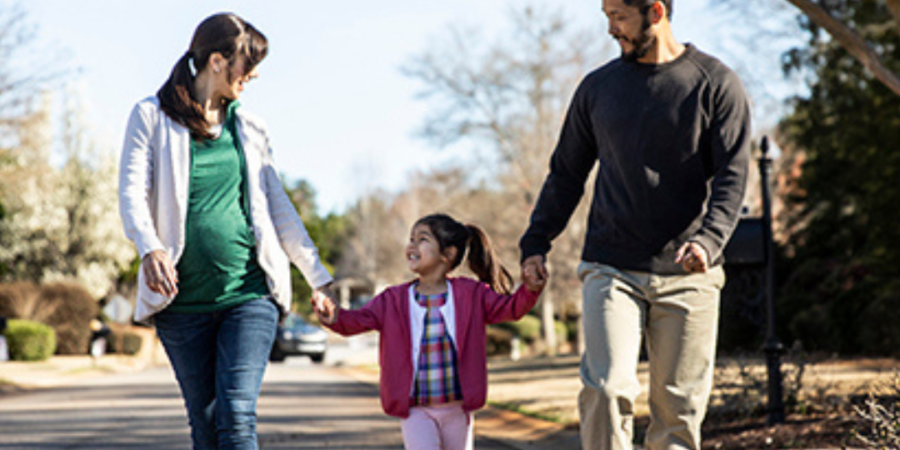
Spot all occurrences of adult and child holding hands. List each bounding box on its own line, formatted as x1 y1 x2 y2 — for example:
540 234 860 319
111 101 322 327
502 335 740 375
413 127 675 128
119 1 750 449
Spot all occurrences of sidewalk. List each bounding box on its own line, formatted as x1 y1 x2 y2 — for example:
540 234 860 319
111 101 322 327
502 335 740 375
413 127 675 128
0 329 169 394
338 357 584 450
0 355 161 391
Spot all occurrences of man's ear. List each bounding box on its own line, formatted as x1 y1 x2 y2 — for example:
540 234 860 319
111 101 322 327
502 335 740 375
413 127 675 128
650 1 666 24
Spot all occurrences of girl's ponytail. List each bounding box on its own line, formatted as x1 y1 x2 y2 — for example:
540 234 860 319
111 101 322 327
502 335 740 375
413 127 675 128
465 224 514 295
414 213 513 294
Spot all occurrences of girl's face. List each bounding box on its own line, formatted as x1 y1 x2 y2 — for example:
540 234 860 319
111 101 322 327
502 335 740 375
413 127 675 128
406 223 452 276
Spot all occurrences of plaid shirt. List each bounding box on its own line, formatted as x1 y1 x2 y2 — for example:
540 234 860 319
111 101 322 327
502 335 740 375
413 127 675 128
411 291 463 406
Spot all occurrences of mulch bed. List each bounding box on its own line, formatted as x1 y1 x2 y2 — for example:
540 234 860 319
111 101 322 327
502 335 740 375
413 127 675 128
700 414 862 449
626 413 865 449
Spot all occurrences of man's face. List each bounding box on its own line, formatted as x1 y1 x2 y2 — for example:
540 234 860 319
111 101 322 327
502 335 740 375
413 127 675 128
602 0 657 62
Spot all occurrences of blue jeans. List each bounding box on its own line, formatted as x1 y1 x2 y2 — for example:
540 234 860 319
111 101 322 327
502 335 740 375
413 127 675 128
155 296 279 450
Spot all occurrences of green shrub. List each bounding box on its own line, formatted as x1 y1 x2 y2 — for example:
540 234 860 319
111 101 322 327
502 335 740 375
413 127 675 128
107 330 143 355
5 319 56 361
39 283 97 355
121 333 143 355
486 325 514 356
554 320 568 343
498 315 542 343
565 319 579 343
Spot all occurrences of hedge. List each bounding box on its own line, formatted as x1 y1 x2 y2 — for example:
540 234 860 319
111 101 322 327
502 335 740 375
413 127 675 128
40 283 97 355
498 315 542 343
106 330 143 356
5 319 56 361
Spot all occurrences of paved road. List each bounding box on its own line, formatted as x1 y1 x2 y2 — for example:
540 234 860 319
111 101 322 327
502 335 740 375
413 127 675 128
0 343 514 450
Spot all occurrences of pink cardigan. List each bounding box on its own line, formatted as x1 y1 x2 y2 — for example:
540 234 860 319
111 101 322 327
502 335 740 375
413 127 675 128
325 277 541 418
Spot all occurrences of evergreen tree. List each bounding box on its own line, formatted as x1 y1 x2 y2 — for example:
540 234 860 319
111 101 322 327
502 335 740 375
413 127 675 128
778 1 900 355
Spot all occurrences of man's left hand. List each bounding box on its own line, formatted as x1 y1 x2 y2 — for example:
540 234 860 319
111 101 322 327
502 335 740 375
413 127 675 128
675 242 709 273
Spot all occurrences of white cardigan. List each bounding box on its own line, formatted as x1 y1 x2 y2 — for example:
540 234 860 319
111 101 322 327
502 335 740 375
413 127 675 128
118 96 333 323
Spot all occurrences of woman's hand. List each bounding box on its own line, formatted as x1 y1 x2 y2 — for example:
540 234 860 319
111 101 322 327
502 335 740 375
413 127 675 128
311 284 339 325
142 250 179 297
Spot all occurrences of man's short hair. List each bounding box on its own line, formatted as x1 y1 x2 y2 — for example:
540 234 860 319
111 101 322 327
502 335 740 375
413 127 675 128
624 0 673 20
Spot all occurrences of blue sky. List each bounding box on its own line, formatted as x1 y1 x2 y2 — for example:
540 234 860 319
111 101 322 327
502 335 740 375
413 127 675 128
22 0 802 214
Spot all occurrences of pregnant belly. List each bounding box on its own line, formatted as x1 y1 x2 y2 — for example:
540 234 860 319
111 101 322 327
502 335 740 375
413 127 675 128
179 212 255 275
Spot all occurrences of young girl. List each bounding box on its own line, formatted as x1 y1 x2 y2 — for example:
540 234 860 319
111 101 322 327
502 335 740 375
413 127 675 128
314 213 546 450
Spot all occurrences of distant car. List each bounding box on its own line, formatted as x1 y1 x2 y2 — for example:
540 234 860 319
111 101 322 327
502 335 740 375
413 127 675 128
270 313 328 363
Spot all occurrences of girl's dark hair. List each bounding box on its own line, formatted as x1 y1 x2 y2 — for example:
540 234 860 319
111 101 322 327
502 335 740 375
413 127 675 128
415 213 514 295
157 13 268 140
625 0 673 19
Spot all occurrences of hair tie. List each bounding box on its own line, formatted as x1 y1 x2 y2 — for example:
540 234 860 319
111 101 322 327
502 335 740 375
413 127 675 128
186 52 198 77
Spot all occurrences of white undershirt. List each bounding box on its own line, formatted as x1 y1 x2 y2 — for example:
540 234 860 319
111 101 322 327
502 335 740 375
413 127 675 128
208 123 223 139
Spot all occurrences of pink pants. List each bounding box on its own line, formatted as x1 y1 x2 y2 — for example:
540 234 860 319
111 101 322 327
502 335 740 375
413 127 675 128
401 403 473 450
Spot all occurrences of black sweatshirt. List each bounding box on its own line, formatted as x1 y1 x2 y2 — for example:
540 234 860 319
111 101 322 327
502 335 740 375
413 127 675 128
520 44 751 275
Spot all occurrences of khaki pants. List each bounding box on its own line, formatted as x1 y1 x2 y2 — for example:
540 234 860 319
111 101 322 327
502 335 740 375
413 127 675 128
577 262 725 450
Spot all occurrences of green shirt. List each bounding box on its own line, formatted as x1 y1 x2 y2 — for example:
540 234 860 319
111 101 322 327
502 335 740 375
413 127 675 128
169 102 270 313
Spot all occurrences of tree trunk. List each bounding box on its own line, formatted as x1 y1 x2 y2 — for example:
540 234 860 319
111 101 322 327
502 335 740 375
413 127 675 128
540 263 557 356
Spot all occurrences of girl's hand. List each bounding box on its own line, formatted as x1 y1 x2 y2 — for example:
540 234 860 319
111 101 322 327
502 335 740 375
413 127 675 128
142 250 179 297
521 255 548 293
311 285 339 325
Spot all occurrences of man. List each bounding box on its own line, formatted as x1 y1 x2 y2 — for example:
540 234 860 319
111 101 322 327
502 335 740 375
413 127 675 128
518 1 750 449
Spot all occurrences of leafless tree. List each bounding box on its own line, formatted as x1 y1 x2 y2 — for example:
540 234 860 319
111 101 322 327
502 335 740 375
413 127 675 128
401 4 613 354
0 3 64 147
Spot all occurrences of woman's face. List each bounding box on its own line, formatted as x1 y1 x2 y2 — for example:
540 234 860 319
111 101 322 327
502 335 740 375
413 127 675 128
214 53 258 101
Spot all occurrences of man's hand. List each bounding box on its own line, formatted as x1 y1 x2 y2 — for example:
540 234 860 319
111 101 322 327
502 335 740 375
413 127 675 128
142 250 179 297
521 255 549 292
675 242 709 273
311 284 338 325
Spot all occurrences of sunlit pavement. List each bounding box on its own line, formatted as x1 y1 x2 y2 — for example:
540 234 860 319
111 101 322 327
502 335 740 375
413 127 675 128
0 336 516 449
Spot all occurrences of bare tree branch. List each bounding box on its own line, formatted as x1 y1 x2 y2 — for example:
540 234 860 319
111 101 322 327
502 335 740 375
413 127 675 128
784 0 900 97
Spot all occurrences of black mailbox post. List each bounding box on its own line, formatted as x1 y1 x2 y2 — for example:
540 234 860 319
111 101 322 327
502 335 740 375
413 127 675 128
723 136 785 424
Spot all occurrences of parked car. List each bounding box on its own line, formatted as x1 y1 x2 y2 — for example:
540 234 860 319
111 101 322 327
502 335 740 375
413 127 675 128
270 313 328 363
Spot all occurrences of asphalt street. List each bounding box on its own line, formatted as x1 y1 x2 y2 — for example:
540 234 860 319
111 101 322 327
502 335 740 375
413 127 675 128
0 341 515 450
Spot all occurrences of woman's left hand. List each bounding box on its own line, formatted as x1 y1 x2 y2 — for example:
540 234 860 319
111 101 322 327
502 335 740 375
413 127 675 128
311 284 338 324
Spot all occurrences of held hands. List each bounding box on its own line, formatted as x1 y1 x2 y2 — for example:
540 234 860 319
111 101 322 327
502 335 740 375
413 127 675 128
675 241 710 273
521 254 549 292
311 283 339 325
143 250 179 297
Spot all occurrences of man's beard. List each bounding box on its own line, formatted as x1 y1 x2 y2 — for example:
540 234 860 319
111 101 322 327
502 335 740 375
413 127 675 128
619 14 656 62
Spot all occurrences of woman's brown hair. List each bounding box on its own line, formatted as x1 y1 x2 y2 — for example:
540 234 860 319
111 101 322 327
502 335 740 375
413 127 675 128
415 213 514 295
156 13 268 140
